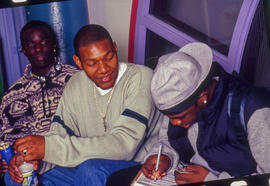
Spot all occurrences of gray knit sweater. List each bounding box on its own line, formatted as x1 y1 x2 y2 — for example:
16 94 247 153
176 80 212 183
39 62 157 173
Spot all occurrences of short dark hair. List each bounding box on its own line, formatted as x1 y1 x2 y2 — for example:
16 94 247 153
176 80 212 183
73 24 114 57
20 20 57 46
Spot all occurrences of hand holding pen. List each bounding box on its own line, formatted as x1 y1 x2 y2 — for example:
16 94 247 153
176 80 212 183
141 144 171 181
153 144 163 182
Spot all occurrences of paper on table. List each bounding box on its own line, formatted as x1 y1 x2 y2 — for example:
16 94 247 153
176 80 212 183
131 169 177 186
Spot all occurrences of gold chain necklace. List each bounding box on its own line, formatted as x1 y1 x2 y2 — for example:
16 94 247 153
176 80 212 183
94 86 115 132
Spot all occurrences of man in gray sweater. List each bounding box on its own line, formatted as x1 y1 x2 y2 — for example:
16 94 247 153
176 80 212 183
7 24 160 186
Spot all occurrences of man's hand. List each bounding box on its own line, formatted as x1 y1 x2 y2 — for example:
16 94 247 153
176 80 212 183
174 164 209 184
0 154 8 173
13 135 45 161
8 155 40 183
31 160 39 171
142 154 171 180
8 155 22 183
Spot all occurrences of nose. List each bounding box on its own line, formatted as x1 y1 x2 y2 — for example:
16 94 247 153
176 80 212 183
97 61 109 74
170 118 182 126
34 43 41 52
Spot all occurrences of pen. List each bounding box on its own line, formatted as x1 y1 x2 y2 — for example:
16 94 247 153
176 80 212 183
154 144 163 182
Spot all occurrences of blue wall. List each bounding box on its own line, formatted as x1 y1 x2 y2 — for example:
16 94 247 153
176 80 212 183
25 0 89 66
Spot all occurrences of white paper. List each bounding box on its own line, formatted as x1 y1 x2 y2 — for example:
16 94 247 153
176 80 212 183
131 170 177 186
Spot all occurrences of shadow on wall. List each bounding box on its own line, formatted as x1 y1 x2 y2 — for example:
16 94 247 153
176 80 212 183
240 0 270 88
0 38 8 95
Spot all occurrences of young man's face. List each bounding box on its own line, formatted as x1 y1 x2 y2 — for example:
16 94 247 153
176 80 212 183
74 39 118 89
167 105 199 128
166 89 210 128
22 26 56 72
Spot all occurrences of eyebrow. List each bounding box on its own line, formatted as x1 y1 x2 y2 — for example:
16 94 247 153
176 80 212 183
85 50 113 61
23 38 49 43
168 114 185 120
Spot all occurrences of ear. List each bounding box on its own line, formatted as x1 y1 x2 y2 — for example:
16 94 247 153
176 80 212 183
113 41 118 52
21 49 26 54
73 55 83 70
53 44 57 52
20 46 26 54
197 91 208 107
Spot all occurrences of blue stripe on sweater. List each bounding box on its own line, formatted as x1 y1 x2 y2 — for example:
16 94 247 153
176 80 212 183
122 109 148 127
53 115 76 136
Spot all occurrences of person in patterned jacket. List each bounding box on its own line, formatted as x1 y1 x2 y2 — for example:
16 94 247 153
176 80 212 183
0 20 78 176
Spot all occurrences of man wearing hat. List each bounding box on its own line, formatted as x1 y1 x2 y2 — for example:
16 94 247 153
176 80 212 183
106 42 270 185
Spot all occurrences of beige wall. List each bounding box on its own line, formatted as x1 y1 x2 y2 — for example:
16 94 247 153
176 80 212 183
86 0 133 62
